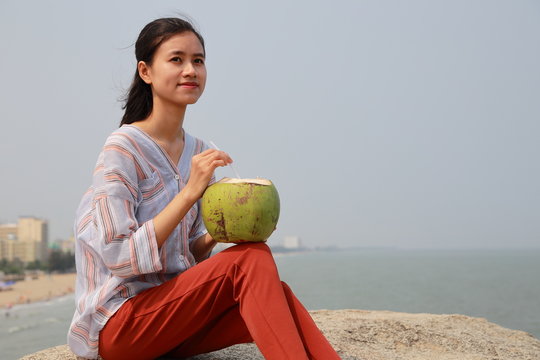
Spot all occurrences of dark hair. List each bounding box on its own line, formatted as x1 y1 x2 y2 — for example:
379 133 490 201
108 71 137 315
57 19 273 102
120 17 205 126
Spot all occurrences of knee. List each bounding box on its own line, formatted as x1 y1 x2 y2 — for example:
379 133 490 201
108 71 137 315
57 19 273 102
236 242 270 251
227 242 277 271
227 242 272 257
243 242 273 262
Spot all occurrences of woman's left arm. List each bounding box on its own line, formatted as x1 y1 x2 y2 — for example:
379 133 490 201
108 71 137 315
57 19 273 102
191 233 217 262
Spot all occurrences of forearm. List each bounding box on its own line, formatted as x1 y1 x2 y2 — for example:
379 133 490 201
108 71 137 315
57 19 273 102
153 149 232 249
191 233 217 262
153 186 199 249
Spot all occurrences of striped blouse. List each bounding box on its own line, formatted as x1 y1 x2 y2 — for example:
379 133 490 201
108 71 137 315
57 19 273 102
68 125 213 358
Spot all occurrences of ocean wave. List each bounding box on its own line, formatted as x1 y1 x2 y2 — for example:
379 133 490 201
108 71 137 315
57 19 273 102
6 317 61 334
43 317 60 324
7 293 75 312
8 322 39 334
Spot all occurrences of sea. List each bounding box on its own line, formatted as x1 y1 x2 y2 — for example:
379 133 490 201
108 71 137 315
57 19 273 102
1 248 539 359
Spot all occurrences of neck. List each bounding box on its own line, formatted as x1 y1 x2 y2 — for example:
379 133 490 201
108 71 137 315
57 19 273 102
140 98 187 142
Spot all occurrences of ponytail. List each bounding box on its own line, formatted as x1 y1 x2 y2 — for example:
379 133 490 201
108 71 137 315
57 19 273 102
120 71 153 126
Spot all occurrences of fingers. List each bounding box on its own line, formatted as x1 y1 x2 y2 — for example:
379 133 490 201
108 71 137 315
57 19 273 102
209 159 224 167
190 150 233 185
195 149 233 168
186 149 234 199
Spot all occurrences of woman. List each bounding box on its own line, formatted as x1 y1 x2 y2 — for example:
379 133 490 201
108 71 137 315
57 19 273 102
68 17 340 360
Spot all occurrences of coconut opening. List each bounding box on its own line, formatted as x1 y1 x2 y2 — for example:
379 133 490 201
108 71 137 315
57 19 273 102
218 177 272 186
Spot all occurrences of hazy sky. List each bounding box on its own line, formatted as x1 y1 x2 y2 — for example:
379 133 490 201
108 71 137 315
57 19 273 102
0 0 538 249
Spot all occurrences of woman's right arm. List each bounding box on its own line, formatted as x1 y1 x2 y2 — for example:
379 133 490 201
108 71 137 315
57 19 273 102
152 149 232 248
88 135 231 278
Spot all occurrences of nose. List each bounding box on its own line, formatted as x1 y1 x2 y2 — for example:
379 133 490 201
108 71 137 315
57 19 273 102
182 61 196 77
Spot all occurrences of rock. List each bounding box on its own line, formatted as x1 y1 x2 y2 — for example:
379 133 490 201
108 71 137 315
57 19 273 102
20 310 540 360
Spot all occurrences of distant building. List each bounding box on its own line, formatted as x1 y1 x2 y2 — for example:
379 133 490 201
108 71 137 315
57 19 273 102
0 217 49 263
0 223 17 260
50 236 75 254
283 236 302 249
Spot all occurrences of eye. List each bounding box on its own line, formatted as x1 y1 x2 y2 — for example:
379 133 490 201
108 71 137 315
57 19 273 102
194 58 205 65
171 57 182 63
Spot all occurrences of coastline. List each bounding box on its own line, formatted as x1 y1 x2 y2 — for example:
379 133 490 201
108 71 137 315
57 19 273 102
0 273 76 309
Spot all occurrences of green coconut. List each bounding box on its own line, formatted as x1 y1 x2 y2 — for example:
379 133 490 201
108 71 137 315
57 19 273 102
201 177 280 243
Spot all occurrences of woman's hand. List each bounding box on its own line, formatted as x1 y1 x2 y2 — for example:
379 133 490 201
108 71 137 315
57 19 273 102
153 149 232 248
184 149 233 203
190 233 217 262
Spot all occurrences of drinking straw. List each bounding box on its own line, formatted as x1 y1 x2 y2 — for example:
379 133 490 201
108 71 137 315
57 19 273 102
209 141 242 179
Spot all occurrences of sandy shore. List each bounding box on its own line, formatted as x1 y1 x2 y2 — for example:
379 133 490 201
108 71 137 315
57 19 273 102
0 273 76 308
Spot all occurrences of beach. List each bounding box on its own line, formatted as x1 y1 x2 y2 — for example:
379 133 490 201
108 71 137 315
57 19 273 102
0 273 76 308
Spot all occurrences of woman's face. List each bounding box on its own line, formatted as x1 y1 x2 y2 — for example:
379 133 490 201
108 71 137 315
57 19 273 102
140 31 206 107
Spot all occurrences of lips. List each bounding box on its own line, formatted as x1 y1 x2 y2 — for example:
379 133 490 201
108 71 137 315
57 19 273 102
179 82 199 88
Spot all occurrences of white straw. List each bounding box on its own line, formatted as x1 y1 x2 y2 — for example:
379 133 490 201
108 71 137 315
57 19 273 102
209 141 242 179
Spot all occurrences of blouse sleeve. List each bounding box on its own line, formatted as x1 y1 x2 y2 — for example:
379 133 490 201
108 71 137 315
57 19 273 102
89 135 162 278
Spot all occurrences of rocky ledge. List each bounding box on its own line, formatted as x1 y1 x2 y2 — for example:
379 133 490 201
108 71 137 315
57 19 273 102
21 309 540 360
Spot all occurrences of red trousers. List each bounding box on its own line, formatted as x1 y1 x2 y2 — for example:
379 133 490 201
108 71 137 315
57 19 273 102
98 243 340 360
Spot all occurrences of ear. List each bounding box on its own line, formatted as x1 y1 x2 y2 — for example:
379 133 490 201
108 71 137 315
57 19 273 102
138 61 152 84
